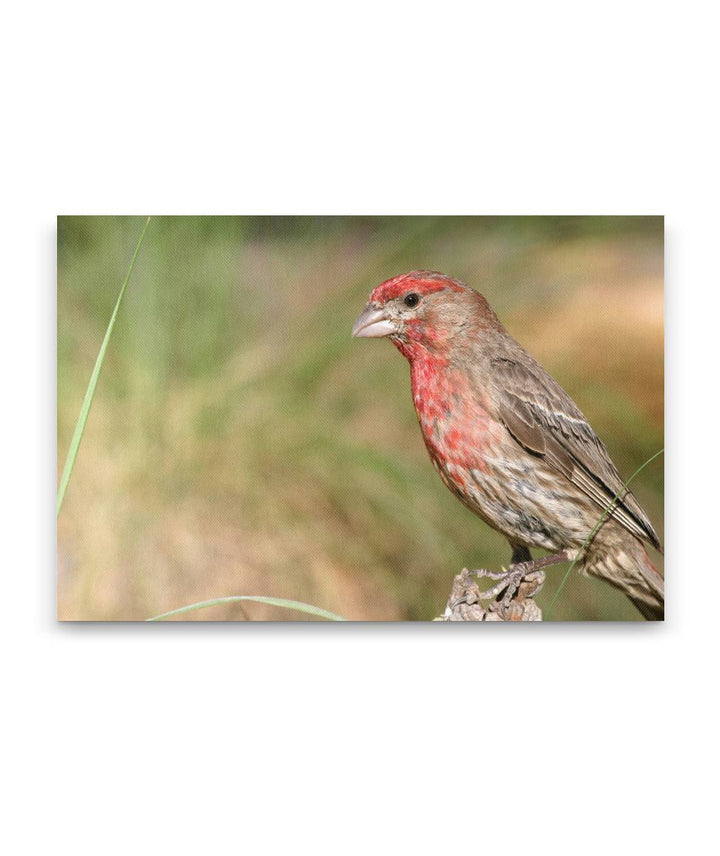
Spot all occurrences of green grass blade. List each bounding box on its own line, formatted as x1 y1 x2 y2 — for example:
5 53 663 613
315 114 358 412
57 216 151 517
545 448 664 619
146 595 347 622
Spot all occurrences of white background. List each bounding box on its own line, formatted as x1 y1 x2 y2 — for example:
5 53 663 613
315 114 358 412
2 1 717 853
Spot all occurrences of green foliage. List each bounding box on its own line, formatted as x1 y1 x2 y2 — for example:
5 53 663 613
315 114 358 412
147 596 346 622
57 217 151 516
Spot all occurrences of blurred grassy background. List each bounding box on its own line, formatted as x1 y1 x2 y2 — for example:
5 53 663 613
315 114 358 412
57 216 663 621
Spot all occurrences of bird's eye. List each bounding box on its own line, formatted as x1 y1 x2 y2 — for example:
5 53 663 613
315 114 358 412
403 292 420 308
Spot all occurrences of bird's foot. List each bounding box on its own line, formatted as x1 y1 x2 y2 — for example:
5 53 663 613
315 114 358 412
441 552 570 621
474 561 547 618
441 565 546 621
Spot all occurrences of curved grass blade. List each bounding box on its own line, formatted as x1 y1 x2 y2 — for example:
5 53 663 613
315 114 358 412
57 216 151 516
545 448 664 619
146 595 347 622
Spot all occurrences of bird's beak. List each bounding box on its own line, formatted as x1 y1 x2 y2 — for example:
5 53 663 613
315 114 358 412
352 304 397 338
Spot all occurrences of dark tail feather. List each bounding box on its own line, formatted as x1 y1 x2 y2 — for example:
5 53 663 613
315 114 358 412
585 539 664 621
629 586 664 621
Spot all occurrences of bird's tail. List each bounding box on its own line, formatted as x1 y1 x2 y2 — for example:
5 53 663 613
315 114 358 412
584 538 664 620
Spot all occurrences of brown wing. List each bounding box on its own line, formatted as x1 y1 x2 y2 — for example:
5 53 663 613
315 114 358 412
490 356 661 550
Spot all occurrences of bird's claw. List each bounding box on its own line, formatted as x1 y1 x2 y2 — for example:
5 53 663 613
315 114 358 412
441 565 547 621
474 564 525 604
472 561 546 617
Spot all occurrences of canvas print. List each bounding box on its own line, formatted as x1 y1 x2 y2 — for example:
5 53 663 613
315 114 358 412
57 216 664 621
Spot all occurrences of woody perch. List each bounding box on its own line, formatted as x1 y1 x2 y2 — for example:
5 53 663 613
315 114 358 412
352 271 664 620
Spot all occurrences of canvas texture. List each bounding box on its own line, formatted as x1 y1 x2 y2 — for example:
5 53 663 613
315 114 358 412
57 216 664 621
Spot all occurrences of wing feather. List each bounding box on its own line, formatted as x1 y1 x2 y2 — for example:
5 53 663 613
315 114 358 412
491 356 661 550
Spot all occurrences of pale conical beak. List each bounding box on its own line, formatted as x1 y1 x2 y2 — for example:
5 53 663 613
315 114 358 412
352 305 397 338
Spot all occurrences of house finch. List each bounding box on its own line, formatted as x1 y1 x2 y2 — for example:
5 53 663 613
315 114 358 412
352 271 664 620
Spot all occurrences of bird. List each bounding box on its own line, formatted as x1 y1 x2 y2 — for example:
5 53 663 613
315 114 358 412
352 270 664 620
